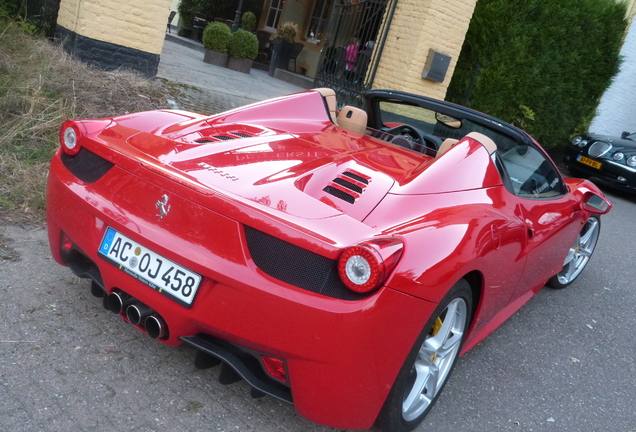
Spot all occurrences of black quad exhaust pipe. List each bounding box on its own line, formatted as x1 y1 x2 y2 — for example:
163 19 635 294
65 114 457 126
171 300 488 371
107 291 135 314
145 315 168 340
126 303 154 326
101 289 168 339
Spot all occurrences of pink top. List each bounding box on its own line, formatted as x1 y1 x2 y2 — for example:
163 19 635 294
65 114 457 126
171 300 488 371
346 43 358 71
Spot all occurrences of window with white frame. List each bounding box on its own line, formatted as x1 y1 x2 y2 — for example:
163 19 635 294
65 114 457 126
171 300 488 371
265 0 284 31
306 0 333 42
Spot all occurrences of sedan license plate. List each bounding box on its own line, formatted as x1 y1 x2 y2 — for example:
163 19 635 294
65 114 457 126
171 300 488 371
577 155 602 169
98 227 201 307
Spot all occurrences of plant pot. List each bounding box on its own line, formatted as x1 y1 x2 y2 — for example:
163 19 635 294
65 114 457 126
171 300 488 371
178 28 192 39
228 57 252 74
269 39 294 76
203 49 229 68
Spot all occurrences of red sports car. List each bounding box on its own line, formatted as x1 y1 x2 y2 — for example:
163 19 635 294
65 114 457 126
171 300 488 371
47 88 611 432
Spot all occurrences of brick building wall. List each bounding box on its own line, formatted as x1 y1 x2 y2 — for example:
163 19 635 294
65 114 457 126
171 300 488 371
373 0 477 100
56 0 171 77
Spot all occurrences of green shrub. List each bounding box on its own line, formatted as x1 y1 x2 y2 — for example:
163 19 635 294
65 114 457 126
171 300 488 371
177 0 199 29
241 11 256 32
202 22 231 52
228 29 258 59
447 0 627 148
273 22 298 43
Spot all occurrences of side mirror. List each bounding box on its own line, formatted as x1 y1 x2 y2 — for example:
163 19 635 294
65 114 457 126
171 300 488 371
581 192 611 215
621 131 630 139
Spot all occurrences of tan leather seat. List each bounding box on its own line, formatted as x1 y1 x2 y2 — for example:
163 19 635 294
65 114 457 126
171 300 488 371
313 88 337 124
437 133 498 158
466 132 497 155
338 105 368 135
436 138 459 157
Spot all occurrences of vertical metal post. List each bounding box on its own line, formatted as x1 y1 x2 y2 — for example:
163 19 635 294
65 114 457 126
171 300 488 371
232 0 245 32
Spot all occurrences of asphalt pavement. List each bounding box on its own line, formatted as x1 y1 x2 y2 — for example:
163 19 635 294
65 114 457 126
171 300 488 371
1 37 636 432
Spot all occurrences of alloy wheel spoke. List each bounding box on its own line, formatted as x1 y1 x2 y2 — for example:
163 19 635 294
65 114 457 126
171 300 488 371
579 219 599 247
424 301 459 353
402 361 432 417
562 247 577 266
436 331 463 359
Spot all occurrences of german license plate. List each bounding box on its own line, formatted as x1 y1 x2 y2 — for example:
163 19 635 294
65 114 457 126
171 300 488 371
577 155 602 169
98 227 201 307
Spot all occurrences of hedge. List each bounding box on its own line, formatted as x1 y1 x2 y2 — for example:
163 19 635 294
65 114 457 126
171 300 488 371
447 0 627 148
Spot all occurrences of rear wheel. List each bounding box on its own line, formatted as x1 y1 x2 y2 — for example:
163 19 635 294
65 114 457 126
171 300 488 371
547 215 600 289
376 280 472 432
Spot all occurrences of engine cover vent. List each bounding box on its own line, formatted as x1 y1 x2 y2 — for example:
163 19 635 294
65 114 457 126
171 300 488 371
322 170 370 204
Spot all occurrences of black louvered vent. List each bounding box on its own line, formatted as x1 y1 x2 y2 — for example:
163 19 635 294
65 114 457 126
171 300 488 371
195 132 254 143
322 170 370 204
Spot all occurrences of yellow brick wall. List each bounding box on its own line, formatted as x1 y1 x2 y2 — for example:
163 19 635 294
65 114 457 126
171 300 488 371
373 0 477 100
56 0 171 55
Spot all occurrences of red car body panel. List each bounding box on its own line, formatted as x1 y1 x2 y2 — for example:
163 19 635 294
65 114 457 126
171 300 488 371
47 89 610 429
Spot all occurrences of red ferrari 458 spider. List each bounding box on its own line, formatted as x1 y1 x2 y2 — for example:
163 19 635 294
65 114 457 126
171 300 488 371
47 88 611 431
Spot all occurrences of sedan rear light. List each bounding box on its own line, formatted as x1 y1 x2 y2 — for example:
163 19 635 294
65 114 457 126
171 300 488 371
338 238 404 294
59 121 81 155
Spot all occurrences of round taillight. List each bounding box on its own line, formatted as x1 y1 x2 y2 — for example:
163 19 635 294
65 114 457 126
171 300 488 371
338 244 385 293
60 122 81 155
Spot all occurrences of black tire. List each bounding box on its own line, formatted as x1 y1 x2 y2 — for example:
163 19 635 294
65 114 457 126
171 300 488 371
376 279 473 432
547 215 601 289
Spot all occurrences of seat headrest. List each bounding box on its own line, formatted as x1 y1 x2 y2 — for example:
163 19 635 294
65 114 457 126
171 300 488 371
436 138 459 157
338 105 368 135
466 132 497 155
313 88 337 124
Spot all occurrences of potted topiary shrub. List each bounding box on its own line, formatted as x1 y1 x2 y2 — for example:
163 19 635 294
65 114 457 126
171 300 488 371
177 0 197 39
202 22 231 67
227 29 258 74
241 11 257 32
269 22 298 75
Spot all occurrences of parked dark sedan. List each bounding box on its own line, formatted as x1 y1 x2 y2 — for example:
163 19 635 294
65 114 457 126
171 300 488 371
564 132 636 192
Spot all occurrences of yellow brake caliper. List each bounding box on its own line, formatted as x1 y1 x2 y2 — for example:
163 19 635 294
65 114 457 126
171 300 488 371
430 317 443 363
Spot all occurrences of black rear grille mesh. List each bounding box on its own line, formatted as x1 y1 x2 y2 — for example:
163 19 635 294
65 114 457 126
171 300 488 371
244 226 368 300
343 171 369 184
322 185 355 204
333 178 363 193
213 135 236 141
232 132 252 138
60 148 114 183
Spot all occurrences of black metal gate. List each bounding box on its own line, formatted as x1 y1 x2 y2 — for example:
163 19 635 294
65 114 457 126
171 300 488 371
19 0 60 36
313 0 397 108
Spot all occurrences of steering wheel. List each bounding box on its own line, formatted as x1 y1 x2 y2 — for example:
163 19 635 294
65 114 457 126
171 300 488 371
385 125 425 145
384 125 440 152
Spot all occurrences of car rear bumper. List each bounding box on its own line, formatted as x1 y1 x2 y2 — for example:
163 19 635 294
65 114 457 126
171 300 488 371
564 151 636 192
46 153 437 429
